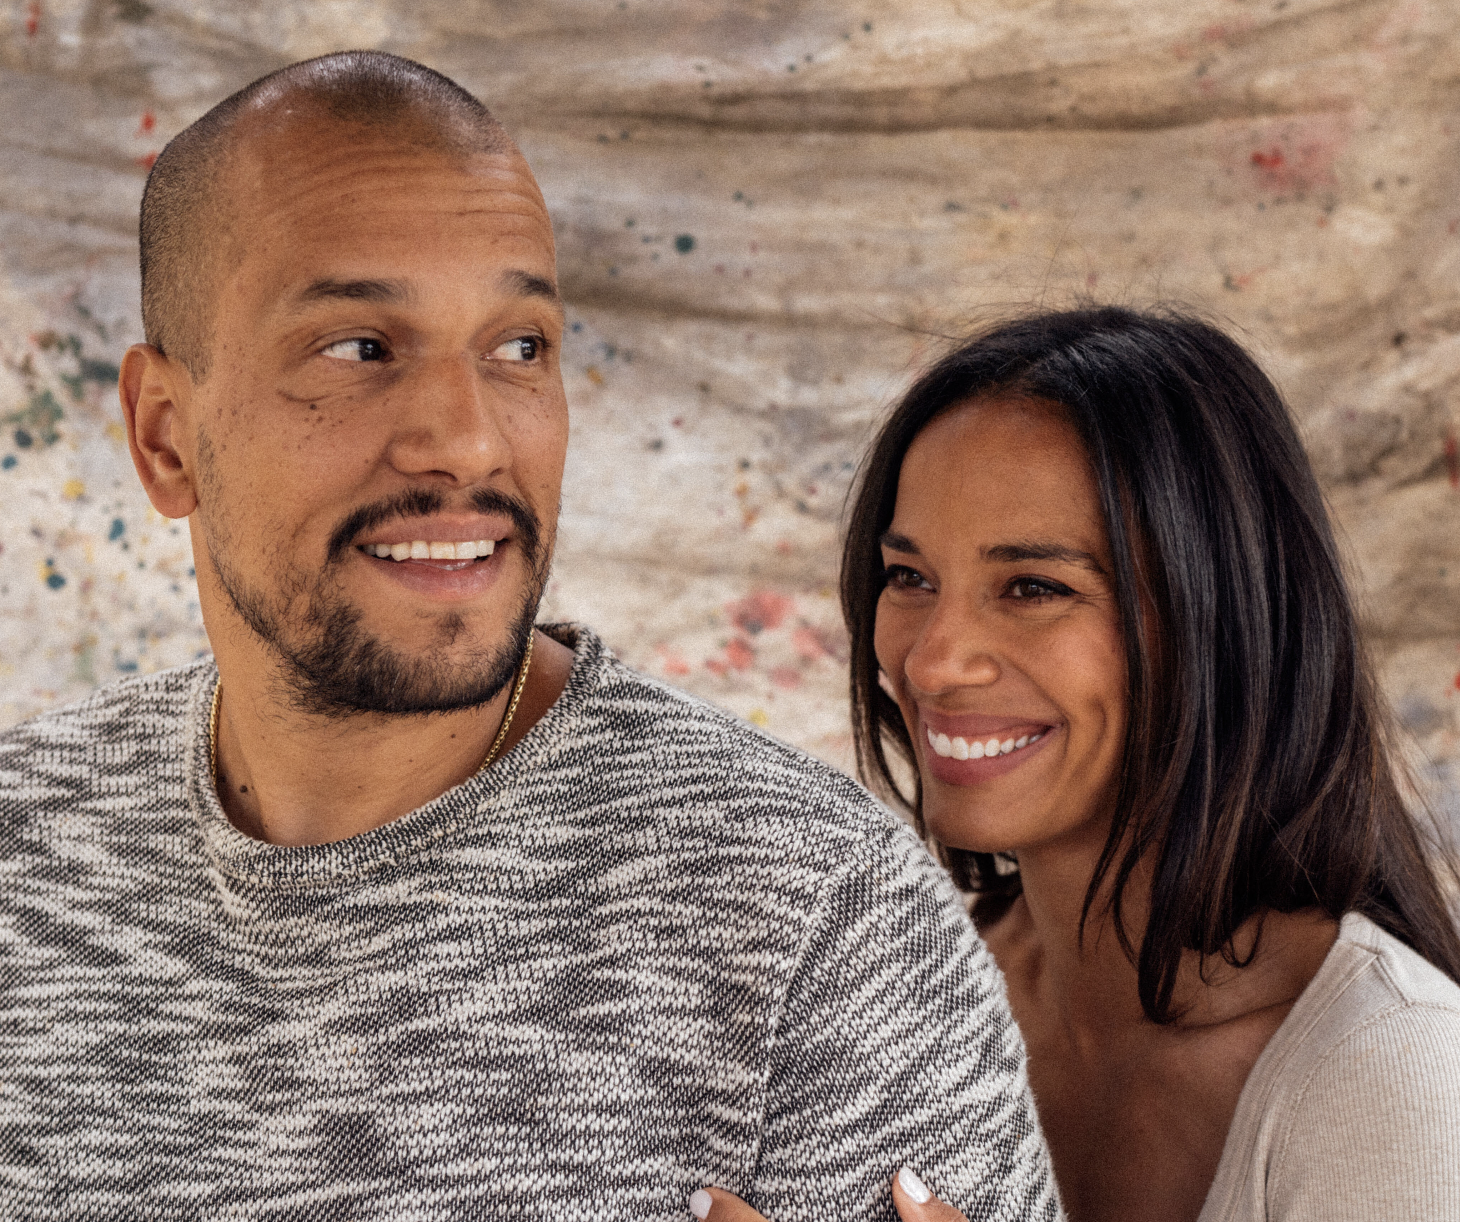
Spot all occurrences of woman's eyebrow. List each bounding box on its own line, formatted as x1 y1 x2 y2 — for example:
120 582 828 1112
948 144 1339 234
984 541 1107 575
878 530 921 555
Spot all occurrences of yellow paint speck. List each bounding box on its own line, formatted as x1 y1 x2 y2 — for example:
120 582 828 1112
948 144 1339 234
62 479 85 500
748 708 770 728
585 365 605 387
105 421 126 445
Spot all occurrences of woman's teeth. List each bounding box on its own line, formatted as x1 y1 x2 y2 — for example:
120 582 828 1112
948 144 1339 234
363 540 496 562
926 727 1043 760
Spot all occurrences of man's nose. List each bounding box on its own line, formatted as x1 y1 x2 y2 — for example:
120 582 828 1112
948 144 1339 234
903 597 1001 697
384 354 511 486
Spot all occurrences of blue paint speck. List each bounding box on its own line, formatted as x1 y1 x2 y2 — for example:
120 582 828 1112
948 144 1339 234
13 429 32 448
0 455 14 470
45 571 65 590
674 234 696 254
108 518 125 541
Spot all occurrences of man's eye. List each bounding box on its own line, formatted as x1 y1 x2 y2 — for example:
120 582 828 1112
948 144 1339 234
1007 576 1072 600
883 564 933 592
321 338 387 363
490 336 542 363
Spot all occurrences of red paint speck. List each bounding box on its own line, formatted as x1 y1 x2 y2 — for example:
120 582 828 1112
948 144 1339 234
770 666 803 690
728 589 795 635
1086 271 1098 289
25 1 39 37
135 111 156 137
792 625 844 663
1444 428 1459 490
1250 148 1285 170
723 637 755 670
655 644 691 677
1452 670 1460 692
671 416 683 427
135 151 158 171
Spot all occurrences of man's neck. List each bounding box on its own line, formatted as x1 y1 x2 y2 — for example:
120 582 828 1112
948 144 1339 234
210 628 576 846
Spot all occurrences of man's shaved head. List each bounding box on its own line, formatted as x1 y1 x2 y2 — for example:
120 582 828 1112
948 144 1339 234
139 51 516 381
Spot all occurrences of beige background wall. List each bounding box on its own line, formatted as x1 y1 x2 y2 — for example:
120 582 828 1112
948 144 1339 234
1 0 1457 826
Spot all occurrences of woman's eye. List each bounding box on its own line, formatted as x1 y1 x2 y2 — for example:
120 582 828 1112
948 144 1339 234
883 564 933 592
490 336 542 363
321 338 387 363
1007 576 1072 600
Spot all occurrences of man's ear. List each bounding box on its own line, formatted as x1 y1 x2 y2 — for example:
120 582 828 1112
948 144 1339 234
119 343 199 519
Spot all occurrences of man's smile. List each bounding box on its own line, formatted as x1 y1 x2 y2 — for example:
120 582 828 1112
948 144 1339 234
359 538 497 566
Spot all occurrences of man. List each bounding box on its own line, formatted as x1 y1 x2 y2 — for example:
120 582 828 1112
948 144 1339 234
0 53 1057 1221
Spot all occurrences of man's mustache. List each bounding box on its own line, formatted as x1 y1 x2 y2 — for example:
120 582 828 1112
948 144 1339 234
325 487 541 564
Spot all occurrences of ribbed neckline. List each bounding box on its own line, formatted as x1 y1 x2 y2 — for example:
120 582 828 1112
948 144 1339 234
188 624 603 889
1197 911 1377 1221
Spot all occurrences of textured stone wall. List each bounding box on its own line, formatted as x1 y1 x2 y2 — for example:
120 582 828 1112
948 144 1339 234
2 0 1457 826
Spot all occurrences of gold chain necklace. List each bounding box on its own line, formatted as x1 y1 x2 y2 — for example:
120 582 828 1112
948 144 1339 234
208 631 535 787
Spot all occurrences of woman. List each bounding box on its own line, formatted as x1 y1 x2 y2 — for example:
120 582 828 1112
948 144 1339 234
692 307 1460 1221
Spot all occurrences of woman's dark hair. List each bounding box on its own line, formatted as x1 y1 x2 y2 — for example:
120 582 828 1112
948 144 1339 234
842 305 1460 1022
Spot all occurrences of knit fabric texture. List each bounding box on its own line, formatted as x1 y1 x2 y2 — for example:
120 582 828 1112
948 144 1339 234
0 625 1059 1221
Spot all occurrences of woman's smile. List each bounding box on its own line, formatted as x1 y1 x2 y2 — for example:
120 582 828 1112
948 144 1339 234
920 718 1055 783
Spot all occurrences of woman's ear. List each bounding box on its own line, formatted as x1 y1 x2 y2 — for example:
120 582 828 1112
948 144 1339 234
119 343 199 520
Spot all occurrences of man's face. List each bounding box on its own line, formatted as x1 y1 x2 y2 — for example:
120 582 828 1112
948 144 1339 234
186 115 568 716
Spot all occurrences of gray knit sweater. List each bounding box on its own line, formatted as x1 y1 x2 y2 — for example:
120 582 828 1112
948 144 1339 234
0 625 1058 1221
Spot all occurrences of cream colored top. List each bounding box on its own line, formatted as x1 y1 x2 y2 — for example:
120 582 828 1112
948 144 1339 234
1198 912 1460 1221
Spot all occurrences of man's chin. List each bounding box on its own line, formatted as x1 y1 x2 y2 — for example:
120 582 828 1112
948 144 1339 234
270 592 538 720
279 630 531 719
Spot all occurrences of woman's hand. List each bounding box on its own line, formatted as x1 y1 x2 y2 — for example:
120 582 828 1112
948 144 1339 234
688 1167 970 1222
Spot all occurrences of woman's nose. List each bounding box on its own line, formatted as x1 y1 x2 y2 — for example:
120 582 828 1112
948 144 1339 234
903 602 1001 697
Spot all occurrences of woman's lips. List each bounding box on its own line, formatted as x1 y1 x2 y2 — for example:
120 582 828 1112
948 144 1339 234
919 715 1057 785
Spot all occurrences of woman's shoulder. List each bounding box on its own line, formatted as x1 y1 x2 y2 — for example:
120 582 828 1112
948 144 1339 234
1240 913 1460 1218
1201 913 1460 1220
1295 912 1460 1050
1266 912 1460 1102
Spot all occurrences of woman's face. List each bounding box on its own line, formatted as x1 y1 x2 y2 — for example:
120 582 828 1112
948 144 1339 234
874 395 1129 857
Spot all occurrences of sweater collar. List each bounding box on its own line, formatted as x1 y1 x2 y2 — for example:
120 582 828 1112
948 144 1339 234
189 624 604 887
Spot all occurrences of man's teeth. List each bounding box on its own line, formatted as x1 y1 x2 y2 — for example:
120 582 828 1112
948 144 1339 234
927 728 1043 760
364 540 496 562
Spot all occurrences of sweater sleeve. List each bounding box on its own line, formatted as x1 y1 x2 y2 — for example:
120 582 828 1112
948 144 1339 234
743 822 1061 1222
1268 1001 1460 1221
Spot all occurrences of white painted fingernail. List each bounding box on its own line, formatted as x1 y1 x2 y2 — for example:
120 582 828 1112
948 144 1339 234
898 1166 932 1204
689 1189 714 1219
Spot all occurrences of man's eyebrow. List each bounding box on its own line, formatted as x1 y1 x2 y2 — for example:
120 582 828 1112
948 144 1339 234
501 269 563 308
295 278 409 306
984 541 1107 574
878 530 921 556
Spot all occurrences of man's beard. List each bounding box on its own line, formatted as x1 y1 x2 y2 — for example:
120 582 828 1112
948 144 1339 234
206 483 550 719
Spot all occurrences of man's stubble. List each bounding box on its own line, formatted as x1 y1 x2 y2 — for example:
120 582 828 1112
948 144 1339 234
196 426 550 720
